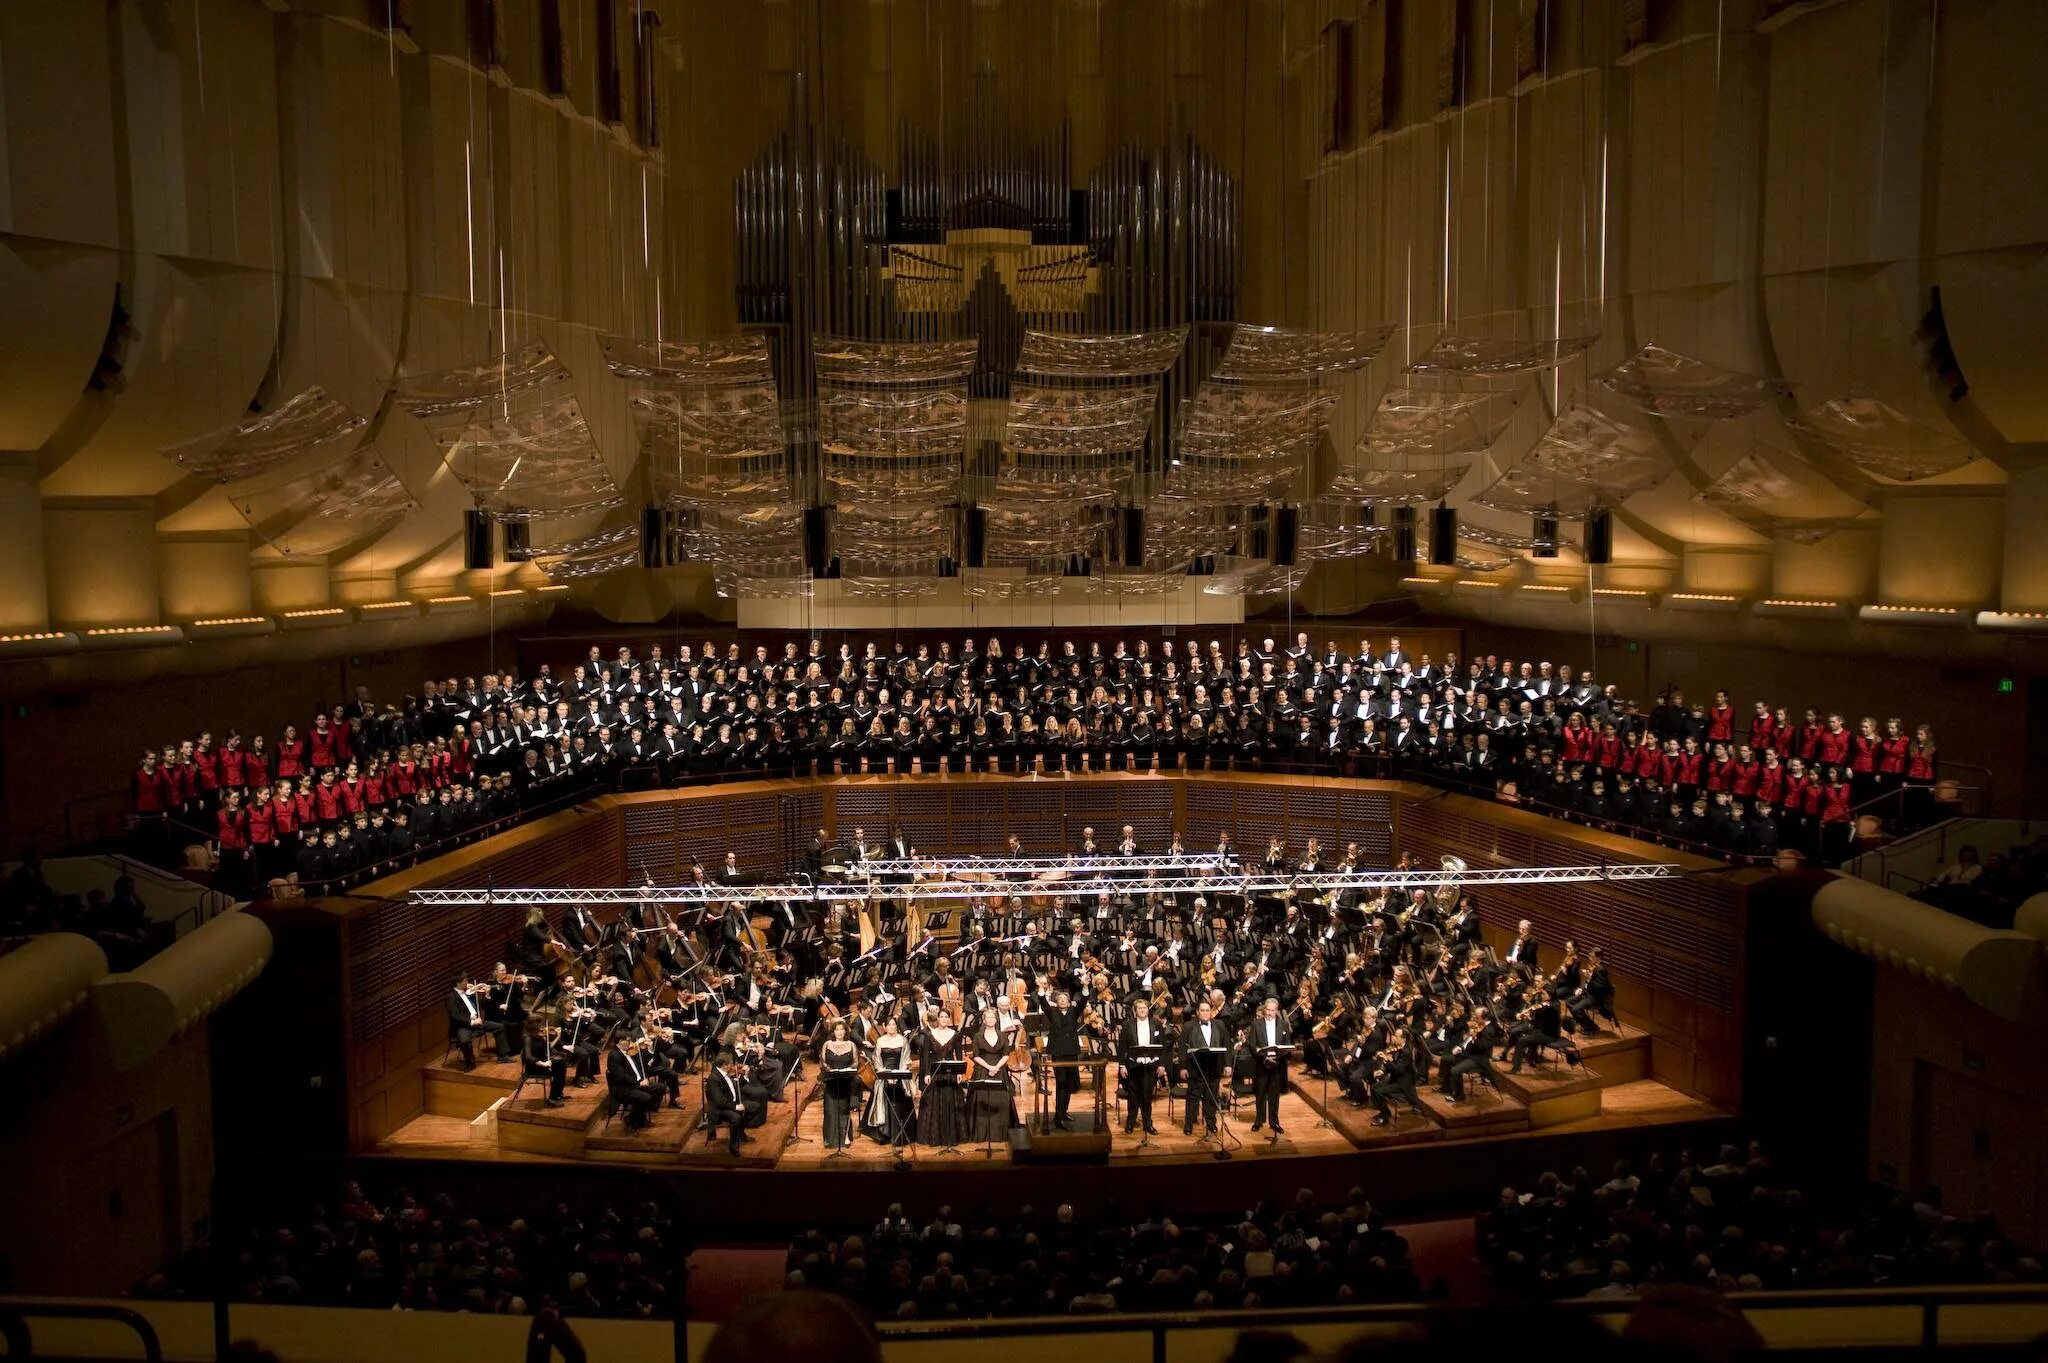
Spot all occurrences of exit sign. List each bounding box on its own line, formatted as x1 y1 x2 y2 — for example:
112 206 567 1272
1997 677 2015 694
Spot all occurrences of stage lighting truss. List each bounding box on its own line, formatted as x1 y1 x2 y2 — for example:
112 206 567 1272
405 858 1685 909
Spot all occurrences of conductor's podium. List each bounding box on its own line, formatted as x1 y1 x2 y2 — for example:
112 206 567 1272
421 1049 812 1168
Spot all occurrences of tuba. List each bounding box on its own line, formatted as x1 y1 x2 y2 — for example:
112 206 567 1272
1434 854 1467 911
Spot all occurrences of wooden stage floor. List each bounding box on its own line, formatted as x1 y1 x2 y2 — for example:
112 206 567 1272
379 1023 1722 1173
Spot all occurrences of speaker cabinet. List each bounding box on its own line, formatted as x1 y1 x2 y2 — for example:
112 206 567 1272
1428 505 1457 566
1585 507 1613 565
964 506 988 568
804 506 831 576
1532 516 1559 559
1120 507 1144 566
1273 505 1298 567
464 510 494 571
1393 506 1417 563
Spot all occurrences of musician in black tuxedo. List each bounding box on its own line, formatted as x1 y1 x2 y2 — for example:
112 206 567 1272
523 1020 568 1106
1244 995 1292 1134
1565 948 1616 1033
1179 999 1231 1135
1369 1030 1425 1125
445 976 501 1069
705 1050 767 1153
1116 997 1167 1134
605 1036 663 1130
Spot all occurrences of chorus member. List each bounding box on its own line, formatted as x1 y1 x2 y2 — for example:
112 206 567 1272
818 1021 860 1150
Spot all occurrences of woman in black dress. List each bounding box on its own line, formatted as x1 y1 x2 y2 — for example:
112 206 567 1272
918 1012 969 1148
862 1018 917 1145
818 1021 860 1151
968 1006 1016 1141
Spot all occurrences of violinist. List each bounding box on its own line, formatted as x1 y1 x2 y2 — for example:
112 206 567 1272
445 974 501 1070
523 1013 568 1108
1368 1029 1425 1127
487 962 536 1059
605 1035 663 1131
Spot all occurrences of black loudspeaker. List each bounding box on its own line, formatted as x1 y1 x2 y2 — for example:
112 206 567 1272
1532 516 1559 559
1064 553 1092 577
1585 507 1613 565
804 506 831 576
464 510 494 570
1273 505 1299 567
1188 555 1215 576
937 557 959 578
640 506 663 568
1428 505 1457 566
1120 506 1144 566
964 505 988 568
1393 506 1418 563
503 519 532 561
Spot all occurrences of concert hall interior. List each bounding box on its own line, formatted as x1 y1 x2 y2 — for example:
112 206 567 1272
3 2 2048 1360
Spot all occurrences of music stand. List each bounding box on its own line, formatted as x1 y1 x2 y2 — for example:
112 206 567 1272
876 1066 916 1171
1254 1043 1297 1144
1125 1043 1164 1149
821 1064 858 1159
1186 1042 1237 1160
929 1058 966 1154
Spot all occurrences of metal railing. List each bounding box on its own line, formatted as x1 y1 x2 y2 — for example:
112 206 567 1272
0 1301 162 1363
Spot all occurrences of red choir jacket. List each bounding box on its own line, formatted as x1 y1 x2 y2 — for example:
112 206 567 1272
216 806 249 851
1848 734 1877 775
339 778 367 816
1748 716 1779 754
309 728 338 769
392 761 418 797
272 796 299 839
1820 781 1852 823
133 766 167 814
1878 735 1909 776
246 801 276 847
1816 728 1851 766
1560 725 1593 764
1704 758 1731 793
1796 724 1825 760
1907 747 1936 782
193 749 220 792
1757 766 1784 807
1671 752 1704 788
245 752 271 789
167 762 197 807
314 782 343 822
1595 735 1622 771
293 790 317 826
449 736 474 778
1730 760 1761 799
364 773 388 808
1707 704 1735 743
220 749 247 789
275 740 306 780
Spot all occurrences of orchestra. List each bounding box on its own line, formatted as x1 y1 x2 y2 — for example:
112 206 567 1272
437 827 1618 1157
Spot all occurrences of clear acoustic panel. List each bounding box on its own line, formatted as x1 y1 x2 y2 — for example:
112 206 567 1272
1520 402 1672 496
533 524 637 560
1208 324 1389 383
1295 502 1386 558
393 342 570 424
635 385 792 508
962 570 1063 601
1091 569 1185 596
1015 327 1190 379
539 547 640 583
1788 394 1977 482
1205 563 1313 597
1592 343 1795 421
1471 464 1605 520
1004 384 1159 457
840 574 942 600
1325 457 1475 506
812 336 979 385
982 502 1102 559
1457 522 1549 551
1175 383 1337 460
598 333 775 386
1694 451 1868 541
163 386 371 484
682 503 809 570
441 389 622 520
230 445 415 556
1354 386 1520 461
1404 333 1598 377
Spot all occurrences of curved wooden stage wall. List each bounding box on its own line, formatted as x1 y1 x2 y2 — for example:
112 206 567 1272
300 775 1747 1152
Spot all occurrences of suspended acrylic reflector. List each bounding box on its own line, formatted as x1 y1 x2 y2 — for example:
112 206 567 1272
1208 324 1389 383
598 333 775 386
1471 464 1608 520
1788 394 1977 483
1091 569 1185 596
812 336 979 385
1204 563 1313 597
1015 327 1190 380
393 342 569 425
1004 384 1159 458
534 523 637 561
440 390 622 520
229 446 415 556
982 502 1102 560
1294 502 1386 558
541 547 641 583
962 570 1063 601
1520 401 1673 497
1592 343 1794 421
1326 456 1476 506
162 386 371 484
839 574 942 600
1404 333 1598 377
633 384 791 508
681 504 809 571
1693 450 1872 542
